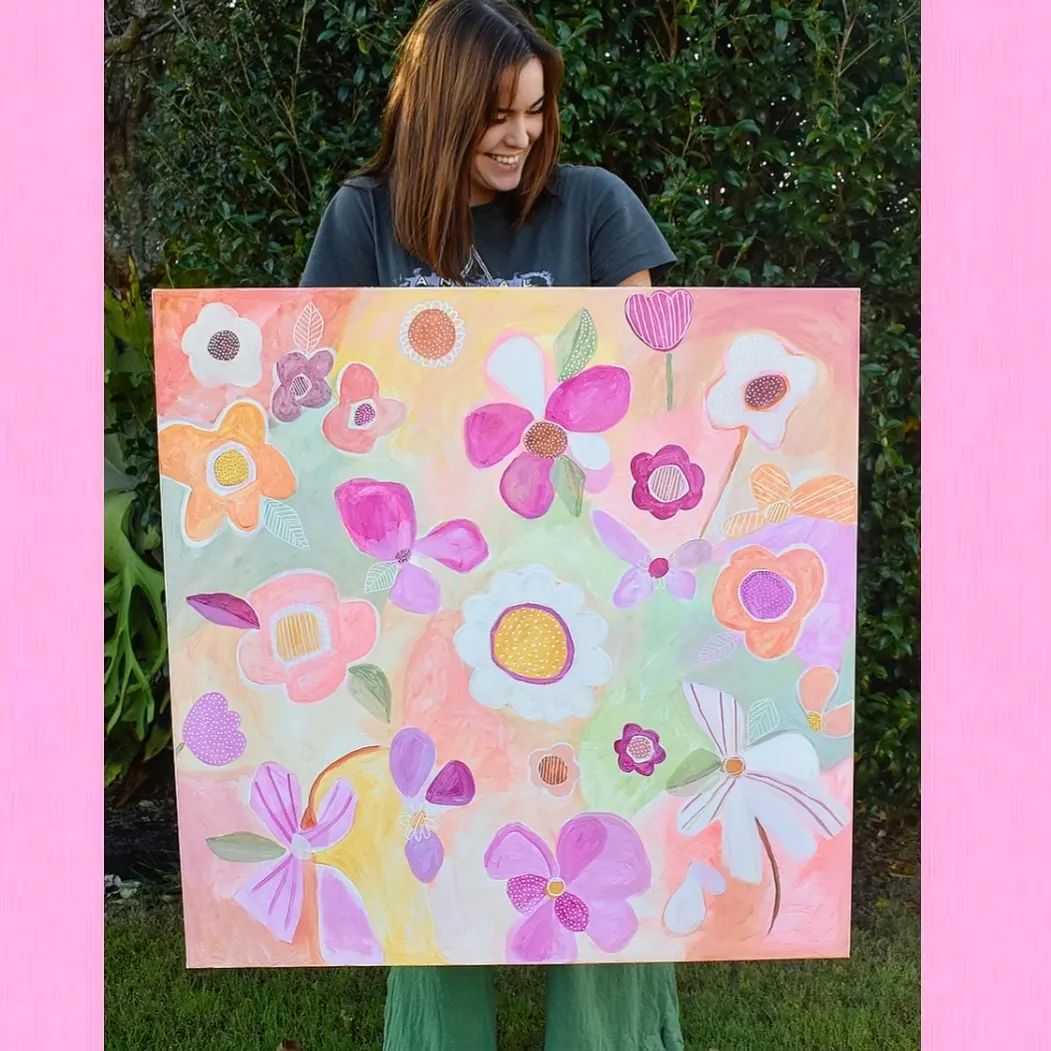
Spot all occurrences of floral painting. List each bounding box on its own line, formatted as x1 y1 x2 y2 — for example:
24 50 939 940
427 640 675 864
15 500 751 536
153 286 859 967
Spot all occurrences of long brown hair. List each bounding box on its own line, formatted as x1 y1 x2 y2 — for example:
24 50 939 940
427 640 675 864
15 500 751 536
357 0 563 283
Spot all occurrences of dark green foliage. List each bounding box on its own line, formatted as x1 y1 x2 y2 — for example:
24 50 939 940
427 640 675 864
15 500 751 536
118 0 917 809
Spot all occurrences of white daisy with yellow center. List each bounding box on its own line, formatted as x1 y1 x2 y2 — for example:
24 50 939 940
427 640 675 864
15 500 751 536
454 565 612 723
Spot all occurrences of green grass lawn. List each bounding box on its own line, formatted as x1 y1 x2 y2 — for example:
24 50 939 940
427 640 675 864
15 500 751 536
106 876 918 1051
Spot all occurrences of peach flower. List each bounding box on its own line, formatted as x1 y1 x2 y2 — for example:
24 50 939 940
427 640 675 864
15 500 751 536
238 570 379 703
158 400 295 543
796 666 854 737
322 363 405 454
528 744 580 798
712 545 825 659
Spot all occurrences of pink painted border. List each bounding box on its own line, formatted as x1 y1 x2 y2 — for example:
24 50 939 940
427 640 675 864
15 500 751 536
0 3 103 1047
922 2 1051 1047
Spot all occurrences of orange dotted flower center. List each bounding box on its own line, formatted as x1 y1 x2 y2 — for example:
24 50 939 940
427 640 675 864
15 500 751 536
523 420 568 459
407 308 457 360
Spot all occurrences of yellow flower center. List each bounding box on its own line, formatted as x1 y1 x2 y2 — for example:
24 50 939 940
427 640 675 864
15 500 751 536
545 879 566 898
410 809 428 833
212 448 251 488
274 610 323 663
490 603 573 684
722 756 746 777
806 711 824 732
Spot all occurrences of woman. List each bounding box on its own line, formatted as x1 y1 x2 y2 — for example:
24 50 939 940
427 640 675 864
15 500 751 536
302 3 684 1049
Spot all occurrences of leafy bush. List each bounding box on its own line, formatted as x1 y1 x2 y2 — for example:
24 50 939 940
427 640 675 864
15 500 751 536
118 0 918 810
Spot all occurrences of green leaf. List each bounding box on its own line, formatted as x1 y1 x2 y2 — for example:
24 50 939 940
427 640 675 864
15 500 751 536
347 663 392 722
775 19 788 41
665 747 721 792
554 308 597 381
206 832 286 863
552 456 585 516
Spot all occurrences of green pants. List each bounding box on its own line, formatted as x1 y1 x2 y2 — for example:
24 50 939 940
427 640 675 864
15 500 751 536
382 963 684 1051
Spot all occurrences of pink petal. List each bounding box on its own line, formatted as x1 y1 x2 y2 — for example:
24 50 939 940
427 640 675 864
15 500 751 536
390 562 441 615
556 814 651 901
585 899 639 953
372 396 406 436
306 349 335 379
425 760 476 806
506 873 549 914
499 452 555 519
333 479 416 560
545 366 631 433
186 592 260 629
301 779 356 850
271 384 301 423
249 763 302 846
415 520 488 572
390 728 437 799
276 352 308 383
624 289 694 351
508 900 577 964
465 403 533 467
234 854 304 943
591 509 649 566
822 703 855 738
316 866 383 964
553 891 590 932
485 823 556 880
613 568 653 608
336 362 379 402
405 832 444 882
665 570 697 601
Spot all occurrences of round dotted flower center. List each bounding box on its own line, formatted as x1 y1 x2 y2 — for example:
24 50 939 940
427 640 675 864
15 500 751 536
648 557 670 579
395 548 412 565
627 734 655 763
490 603 574 684
744 373 788 410
211 449 251 488
647 464 690 503
353 402 377 427
722 756 746 776
806 711 824 732
545 878 566 898
407 308 458 361
538 754 569 786
523 420 568 459
206 329 240 361
739 569 796 621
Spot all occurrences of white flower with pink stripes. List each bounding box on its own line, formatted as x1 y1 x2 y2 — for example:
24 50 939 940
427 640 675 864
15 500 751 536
675 683 849 889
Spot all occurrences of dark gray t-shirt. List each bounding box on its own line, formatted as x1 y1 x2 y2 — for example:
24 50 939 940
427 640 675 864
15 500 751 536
300 164 676 289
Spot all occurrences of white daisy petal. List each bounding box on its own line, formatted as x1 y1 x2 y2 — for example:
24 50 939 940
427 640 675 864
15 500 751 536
181 302 263 389
567 432 611 471
486 336 547 416
745 781 819 862
681 683 742 757
743 771 848 838
677 773 734 836
663 863 710 936
741 732 820 781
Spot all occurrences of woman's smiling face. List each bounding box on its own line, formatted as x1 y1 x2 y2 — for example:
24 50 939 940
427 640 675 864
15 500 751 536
469 57 545 205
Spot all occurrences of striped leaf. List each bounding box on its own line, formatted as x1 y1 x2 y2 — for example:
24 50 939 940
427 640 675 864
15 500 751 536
262 499 309 549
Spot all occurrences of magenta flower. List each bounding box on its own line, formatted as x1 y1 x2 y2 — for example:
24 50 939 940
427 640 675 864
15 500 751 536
484 814 651 963
334 479 488 614
591 509 712 607
232 762 382 963
464 336 631 519
630 444 705 520
613 723 667 776
624 289 694 352
390 728 476 883
272 349 334 422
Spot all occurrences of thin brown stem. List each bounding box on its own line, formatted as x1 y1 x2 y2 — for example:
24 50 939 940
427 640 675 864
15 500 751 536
756 819 781 934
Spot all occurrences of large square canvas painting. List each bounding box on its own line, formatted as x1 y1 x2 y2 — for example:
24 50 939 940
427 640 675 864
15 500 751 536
153 286 859 968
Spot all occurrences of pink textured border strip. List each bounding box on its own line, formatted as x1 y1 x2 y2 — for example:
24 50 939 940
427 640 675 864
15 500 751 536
922 2 1051 1047
0 3 103 1046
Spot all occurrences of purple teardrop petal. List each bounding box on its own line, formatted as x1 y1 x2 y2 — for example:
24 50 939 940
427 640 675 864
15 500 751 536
425 760 476 807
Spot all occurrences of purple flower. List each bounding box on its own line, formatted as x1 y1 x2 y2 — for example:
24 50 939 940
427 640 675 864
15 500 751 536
484 814 651 963
591 509 711 607
630 444 705 520
272 349 334 422
334 479 488 615
613 723 667 776
390 728 476 883
181 691 247 766
232 762 382 963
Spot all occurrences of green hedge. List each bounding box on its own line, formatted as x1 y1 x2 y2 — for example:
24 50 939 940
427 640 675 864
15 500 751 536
107 0 918 808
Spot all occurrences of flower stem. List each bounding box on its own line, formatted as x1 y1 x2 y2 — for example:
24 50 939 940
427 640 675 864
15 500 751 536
755 819 781 935
665 354 674 410
175 742 185 756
